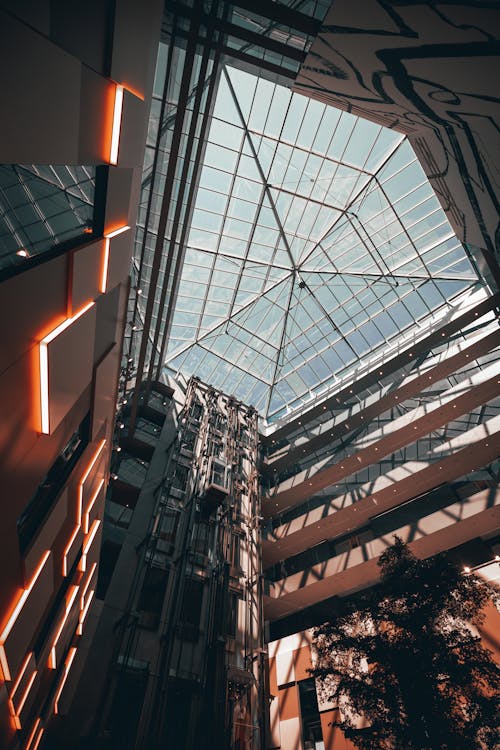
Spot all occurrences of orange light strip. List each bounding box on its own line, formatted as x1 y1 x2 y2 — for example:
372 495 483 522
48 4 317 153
100 226 130 294
31 728 44 750
77 439 106 525
77 590 95 636
24 718 41 750
49 586 79 670
107 225 130 240
62 526 80 577
53 647 77 715
83 520 100 555
39 342 49 435
11 714 21 731
9 652 32 700
109 84 124 165
80 520 101 573
8 653 36 729
80 562 97 610
39 301 95 434
0 552 51 682
83 479 104 534
8 670 37 728
100 238 111 295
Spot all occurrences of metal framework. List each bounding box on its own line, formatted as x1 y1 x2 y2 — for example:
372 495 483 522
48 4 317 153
0 164 95 272
124 0 490 432
161 63 484 424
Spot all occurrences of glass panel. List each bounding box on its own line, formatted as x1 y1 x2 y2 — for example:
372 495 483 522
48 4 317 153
0 164 96 272
156 61 483 426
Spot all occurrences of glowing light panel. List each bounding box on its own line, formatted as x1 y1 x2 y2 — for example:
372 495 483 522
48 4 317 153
110 84 124 165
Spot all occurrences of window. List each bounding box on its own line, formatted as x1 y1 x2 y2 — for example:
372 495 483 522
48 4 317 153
105 664 149 748
137 566 169 630
97 539 122 599
298 678 323 750
179 577 204 640
190 400 203 422
157 506 180 554
172 462 189 491
192 521 211 556
226 594 238 637
210 458 228 489
182 429 196 452
208 434 224 457
230 534 241 570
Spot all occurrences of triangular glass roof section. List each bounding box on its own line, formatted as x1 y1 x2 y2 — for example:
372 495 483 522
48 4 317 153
164 63 484 425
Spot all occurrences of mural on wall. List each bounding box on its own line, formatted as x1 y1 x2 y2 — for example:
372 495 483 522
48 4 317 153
294 0 500 284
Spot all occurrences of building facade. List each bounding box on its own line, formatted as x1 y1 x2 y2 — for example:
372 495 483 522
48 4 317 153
51 376 263 749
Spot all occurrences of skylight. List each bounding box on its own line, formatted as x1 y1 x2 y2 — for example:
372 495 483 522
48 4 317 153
164 64 481 423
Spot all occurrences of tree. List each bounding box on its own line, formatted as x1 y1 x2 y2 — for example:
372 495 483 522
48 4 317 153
310 538 500 750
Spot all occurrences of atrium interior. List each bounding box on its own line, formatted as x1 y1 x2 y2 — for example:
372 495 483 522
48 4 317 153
0 1 499 750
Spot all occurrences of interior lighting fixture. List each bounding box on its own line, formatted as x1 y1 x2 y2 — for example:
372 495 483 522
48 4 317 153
80 520 101 573
25 719 42 750
83 479 104 534
0 552 51 681
76 590 95 636
49 585 79 669
16 248 29 258
109 84 124 165
31 728 45 750
53 647 77 715
7 653 37 730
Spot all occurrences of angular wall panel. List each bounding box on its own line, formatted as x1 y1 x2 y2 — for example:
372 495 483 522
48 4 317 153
71 240 105 313
0 551 53 682
92 344 119 440
24 488 69 582
40 303 96 435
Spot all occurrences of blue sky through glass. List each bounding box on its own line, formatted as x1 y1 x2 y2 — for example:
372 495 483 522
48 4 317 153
164 65 481 424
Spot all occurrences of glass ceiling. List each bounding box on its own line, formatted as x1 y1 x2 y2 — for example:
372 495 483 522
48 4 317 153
164 64 482 424
0 165 95 273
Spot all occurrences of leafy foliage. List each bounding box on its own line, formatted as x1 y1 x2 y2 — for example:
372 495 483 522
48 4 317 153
311 539 500 750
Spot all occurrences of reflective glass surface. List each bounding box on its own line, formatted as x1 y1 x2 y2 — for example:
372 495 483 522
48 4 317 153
0 165 95 271
163 65 482 423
